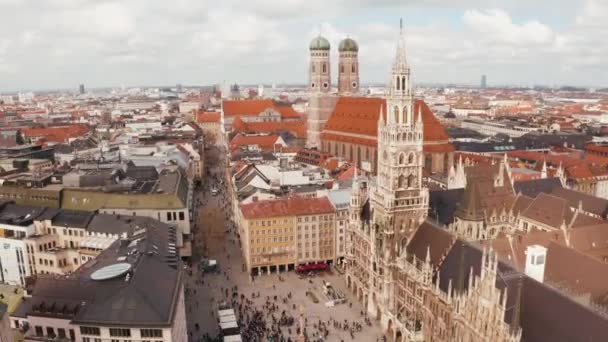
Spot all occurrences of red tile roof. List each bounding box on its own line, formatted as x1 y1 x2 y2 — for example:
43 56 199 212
232 116 306 138
223 99 301 119
195 111 221 123
229 134 283 152
21 124 90 143
321 97 451 147
322 97 386 137
240 196 335 219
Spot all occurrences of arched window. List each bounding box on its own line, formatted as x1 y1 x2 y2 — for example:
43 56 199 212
352 64 356 73
398 153 405 165
396 76 400 91
408 153 415 164
401 76 406 92
398 175 406 188
342 143 346 155
312 64 316 73
403 106 409 124
340 64 344 73
357 146 361 163
393 106 399 123
322 63 327 73
349 145 353 161
407 174 415 188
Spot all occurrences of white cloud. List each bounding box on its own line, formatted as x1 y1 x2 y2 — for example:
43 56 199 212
463 9 555 46
0 0 606 90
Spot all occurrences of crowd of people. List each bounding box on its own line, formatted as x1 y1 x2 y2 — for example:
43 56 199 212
184 146 384 342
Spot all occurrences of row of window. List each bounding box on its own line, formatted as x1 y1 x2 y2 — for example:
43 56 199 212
165 211 186 222
252 227 293 235
297 215 333 223
34 326 74 339
80 326 162 338
251 236 294 245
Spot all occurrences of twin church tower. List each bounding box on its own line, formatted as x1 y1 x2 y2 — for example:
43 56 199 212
308 35 360 95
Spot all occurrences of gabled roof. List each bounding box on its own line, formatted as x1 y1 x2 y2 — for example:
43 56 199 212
321 98 452 147
195 111 221 123
21 124 90 143
551 187 608 218
222 99 301 119
229 134 282 152
513 177 563 198
521 193 570 228
407 221 456 268
240 196 335 219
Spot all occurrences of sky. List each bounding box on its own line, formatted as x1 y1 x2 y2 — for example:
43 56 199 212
0 0 606 91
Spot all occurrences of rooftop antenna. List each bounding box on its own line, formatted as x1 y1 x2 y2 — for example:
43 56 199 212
400 18 403 34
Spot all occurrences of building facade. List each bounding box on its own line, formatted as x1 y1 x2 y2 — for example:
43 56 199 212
344 22 521 342
239 196 336 275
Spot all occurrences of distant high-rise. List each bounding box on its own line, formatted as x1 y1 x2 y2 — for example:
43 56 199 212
78 84 85 94
481 75 487 89
176 83 183 92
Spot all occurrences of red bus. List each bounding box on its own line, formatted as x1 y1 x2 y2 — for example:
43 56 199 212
296 262 328 273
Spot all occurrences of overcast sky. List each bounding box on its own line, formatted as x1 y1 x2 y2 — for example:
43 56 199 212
0 0 606 91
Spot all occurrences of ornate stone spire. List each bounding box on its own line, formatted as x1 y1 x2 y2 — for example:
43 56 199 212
393 18 409 72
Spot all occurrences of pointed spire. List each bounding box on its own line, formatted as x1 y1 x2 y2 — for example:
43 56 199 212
393 18 408 71
448 278 453 301
435 270 441 293
541 159 547 179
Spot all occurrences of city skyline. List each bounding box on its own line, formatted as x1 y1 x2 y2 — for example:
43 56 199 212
0 0 606 91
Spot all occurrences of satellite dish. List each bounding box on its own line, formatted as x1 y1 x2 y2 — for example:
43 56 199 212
90 263 131 281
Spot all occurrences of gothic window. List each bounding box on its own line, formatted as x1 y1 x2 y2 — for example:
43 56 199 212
407 174 415 188
340 64 344 73
398 175 406 188
403 106 409 124
401 76 406 92
408 153 415 164
352 64 356 73
394 106 399 123
322 63 327 73
467 225 473 236
398 153 405 165
396 76 400 91
312 64 316 73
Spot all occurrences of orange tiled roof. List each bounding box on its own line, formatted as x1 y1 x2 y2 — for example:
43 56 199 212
321 97 450 145
240 196 335 219
232 116 306 138
586 144 608 154
21 124 89 143
566 163 594 179
223 99 301 119
320 132 377 147
196 111 221 123
229 134 282 152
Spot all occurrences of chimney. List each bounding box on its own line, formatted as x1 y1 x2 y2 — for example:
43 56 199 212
524 245 547 283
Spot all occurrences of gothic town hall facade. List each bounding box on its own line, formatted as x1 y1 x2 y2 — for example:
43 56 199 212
344 24 522 342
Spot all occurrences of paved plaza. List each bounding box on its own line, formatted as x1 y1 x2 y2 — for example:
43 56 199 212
184 146 385 341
